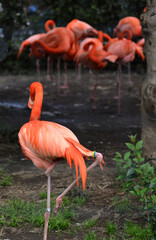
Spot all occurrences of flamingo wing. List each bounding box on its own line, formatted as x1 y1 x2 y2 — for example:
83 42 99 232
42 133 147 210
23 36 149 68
19 120 92 189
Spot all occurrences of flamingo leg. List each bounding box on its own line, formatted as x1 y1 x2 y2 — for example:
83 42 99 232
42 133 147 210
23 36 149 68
46 56 51 82
76 63 81 81
117 63 121 115
89 72 98 110
57 57 61 96
61 60 69 89
43 174 51 240
53 152 104 216
36 59 40 82
127 62 133 84
43 162 57 240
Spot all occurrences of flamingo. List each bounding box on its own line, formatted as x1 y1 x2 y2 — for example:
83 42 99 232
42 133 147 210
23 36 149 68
31 27 77 95
137 38 145 47
75 31 107 81
66 19 98 41
18 82 104 240
79 40 118 109
17 20 56 82
106 38 145 115
113 16 143 39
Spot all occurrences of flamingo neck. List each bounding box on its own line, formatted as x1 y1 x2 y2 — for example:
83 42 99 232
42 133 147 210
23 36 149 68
118 30 132 40
45 20 56 32
29 86 43 121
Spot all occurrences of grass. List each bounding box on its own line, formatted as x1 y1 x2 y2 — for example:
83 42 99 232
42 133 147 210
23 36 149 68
123 221 154 240
113 196 131 214
39 192 53 199
106 220 117 235
0 169 12 186
0 197 76 230
0 193 153 239
85 232 98 240
84 218 97 229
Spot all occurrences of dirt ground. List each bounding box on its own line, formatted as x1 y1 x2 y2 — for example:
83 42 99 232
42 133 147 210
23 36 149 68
0 67 145 240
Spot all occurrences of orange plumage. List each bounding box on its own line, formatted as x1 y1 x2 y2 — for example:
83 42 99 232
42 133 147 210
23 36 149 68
18 82 94 190
113 16 142 38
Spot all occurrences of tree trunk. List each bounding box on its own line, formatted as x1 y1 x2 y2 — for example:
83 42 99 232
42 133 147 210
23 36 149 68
140 0 156 163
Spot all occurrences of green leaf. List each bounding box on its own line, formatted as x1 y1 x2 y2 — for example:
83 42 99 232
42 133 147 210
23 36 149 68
123 159 132 168
130 190 137 197
113 158 124 163
150 177 156 184
135 168 143 175
151 195 156 203
117 175 125 180
125 143 135 151
140 188 148 196
115 152 122 158
136 140 143 150
127 168 135 177
148 183 155 189
124 152 131 161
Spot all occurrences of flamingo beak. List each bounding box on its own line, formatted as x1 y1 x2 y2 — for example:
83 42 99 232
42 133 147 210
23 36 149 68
28 96 34 109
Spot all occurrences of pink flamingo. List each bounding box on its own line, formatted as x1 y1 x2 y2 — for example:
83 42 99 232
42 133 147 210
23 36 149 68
17 20 56 82
106 37 145 115
113 16 143 39
18 82 104 240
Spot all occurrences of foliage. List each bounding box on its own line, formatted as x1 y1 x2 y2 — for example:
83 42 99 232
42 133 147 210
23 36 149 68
113 196 131 214
106 220 117 235
85 232 98 240
113 135 156 236
39 191 53 199
124 221 153 240
84 218 97 229
0 173 12 186
0 196 80 230
0 167 12 186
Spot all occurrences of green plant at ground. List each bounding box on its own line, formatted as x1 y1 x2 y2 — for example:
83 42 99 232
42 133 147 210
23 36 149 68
113 196 131 214
106 220 117 235
0 169 12 186
84 218 97 229
123 221 153 240
85 232 98 240
74 196 86 206
39 192 53 199
113 135 156 236
0 196 82 230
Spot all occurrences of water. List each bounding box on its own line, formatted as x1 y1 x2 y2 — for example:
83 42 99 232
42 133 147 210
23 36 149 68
0 102 26 109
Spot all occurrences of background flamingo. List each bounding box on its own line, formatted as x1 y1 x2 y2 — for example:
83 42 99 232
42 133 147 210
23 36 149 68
17 20 56 82
106 38 145 115
113 16 143 39
18 82 104 240
66 19 98 40
79 40 118 109
31 27 77 95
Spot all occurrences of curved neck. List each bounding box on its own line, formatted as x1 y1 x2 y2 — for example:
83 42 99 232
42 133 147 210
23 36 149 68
84 42 101 64
32 40 69 55
98 31 103 43
118 29 132 40
45 20 56 32
29 85 43 121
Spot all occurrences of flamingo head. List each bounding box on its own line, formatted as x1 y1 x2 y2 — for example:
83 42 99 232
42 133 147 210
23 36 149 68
28 82 43 109
17 40 30 59
85 27 98 37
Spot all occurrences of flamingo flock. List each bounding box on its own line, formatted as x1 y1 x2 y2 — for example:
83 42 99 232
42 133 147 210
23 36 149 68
17 15 145 240
18 16 145 113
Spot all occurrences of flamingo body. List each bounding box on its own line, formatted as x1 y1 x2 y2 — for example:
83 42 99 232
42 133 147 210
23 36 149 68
66 19 98 40
113 16 142 38
107 39 145 63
